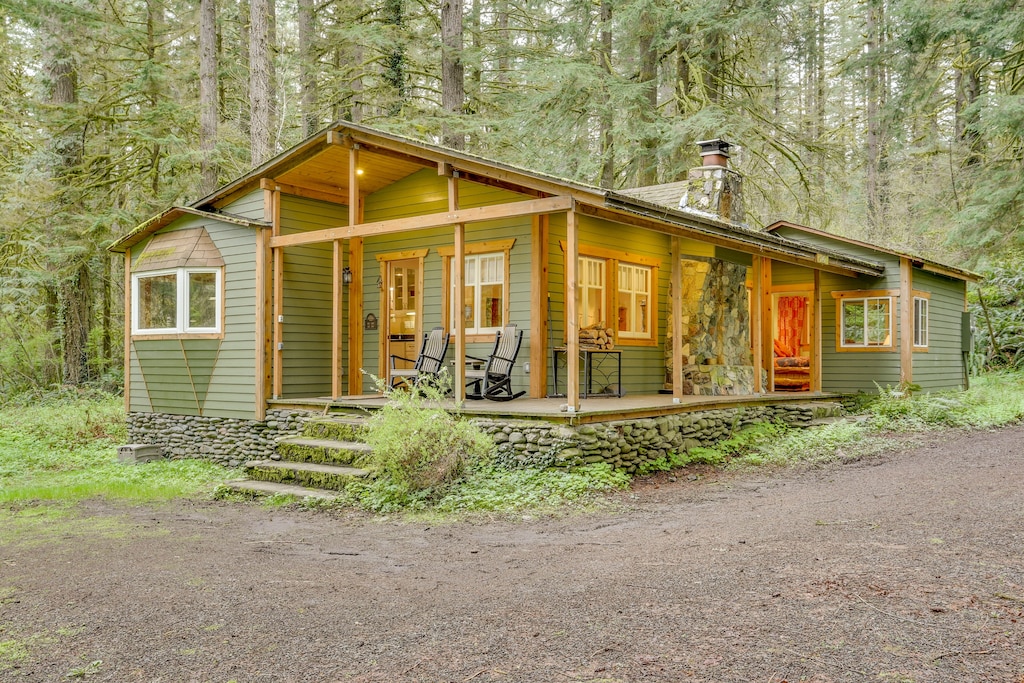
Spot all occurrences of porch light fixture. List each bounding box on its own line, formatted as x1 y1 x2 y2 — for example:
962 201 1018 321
342 266 353 285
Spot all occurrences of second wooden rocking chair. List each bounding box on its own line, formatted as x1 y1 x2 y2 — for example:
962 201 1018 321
465 324 526 401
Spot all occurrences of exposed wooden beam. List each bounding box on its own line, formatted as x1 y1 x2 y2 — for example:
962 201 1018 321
269 195 574 248
261 178 348 205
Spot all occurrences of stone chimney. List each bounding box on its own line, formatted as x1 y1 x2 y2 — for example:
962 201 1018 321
679 139 744 224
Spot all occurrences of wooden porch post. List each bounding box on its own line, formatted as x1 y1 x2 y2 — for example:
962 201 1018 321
760 258 774 392
122 249 131 413
900 256 913 385
449 171 466 402
671 237 683 402
565 203 580 412
347 145 364 396
529 215 549 399
272 187 284 399
331 240 344 398
751 256 764 393
255 187 274 420
812 269 822 392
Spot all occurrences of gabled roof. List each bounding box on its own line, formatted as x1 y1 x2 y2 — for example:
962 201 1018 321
109 206 270 253
108 121 888 278
765 221 980 283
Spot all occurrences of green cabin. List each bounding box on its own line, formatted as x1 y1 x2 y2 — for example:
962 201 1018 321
109 123 977 448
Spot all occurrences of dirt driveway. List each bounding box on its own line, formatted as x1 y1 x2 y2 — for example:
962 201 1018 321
2 426 1023 682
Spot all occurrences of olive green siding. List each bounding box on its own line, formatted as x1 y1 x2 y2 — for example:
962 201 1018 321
771 226 967 393
911 269 968 391
771 262 814 287
130 216 260 419
547 213 672 396
223 190 267 220
279 196 349 398
357 169 534 395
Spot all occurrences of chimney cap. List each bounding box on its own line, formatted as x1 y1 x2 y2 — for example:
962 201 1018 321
696 139 732 158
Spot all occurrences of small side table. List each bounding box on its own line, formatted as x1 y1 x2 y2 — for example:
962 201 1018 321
550 347 623 398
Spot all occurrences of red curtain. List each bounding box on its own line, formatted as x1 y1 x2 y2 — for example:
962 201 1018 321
775 296 807 357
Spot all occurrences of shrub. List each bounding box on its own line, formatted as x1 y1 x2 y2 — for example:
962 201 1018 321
359 371 494 497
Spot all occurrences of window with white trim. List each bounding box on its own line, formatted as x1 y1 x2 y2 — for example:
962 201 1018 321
840 296 892 348
914 296 929 348
616 262 651 338
132 268 222 335
577 256 606 328
450 252 505 335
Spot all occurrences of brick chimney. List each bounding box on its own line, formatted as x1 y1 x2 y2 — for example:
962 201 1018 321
679 139 744 223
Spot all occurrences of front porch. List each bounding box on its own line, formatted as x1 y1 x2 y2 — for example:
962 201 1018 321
267 390 847 425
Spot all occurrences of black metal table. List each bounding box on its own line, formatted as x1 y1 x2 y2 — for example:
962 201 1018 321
550 347 623 398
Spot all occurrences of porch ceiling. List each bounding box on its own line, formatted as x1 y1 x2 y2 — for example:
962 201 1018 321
273 144 432 206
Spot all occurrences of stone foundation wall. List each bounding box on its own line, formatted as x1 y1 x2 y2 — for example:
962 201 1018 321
126 409 312 466
128 401 841 474
472 402 841 473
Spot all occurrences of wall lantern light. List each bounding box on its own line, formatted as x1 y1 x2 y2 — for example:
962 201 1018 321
341 266 353 286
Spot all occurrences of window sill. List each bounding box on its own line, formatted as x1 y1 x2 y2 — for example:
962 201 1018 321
132 332 224 341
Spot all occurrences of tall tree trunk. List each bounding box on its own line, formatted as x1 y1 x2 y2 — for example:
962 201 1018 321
249 0 273 164
441 0 465 149
598 0 614 188
955 40 984 168
44 16 91 386
383 0 406 116
636 7 658 186
145 0 163 195
865 0 883 233
496 0 509 84
200 0 219 193
298 0 318 136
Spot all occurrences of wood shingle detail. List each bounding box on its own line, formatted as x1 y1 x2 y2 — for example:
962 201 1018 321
134 227 226 271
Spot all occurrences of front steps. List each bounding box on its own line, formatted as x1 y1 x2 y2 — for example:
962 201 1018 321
224 414 372 501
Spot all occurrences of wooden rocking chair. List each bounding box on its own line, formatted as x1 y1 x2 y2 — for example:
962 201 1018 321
465 324 526 401
390 327 450 388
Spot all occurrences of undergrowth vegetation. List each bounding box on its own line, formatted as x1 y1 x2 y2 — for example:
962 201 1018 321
341 373 628 514
0 392 231 503
4 371 1024 517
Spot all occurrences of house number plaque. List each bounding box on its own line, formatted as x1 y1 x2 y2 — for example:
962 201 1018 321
364 313 378 331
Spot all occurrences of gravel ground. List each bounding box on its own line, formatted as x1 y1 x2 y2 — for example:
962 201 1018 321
1 425 1023 683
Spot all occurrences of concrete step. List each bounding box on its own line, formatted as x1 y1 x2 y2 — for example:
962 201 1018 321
276 436 372 466
302 416 369 442
222 479 340 500
244 459 370 491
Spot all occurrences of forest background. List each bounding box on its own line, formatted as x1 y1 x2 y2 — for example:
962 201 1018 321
1 0 1023 396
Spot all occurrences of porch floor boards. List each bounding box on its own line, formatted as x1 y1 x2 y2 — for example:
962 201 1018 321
268 391 842 424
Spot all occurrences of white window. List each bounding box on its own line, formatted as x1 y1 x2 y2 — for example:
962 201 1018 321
840 296 892 348
132 268 222 335
577 256 606 328
451 252 505 335
914 296 929 348
617 263 651 339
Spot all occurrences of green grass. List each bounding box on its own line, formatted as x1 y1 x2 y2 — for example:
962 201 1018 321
0 394 232 504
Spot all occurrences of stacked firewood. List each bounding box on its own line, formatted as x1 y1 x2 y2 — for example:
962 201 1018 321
579 323 615 350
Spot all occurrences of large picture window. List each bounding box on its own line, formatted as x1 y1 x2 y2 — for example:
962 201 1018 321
840 296 892 348
449 252 507 335
133 268 222 335
562 241 659 346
